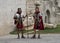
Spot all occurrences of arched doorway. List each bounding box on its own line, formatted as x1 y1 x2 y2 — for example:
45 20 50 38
45 10 50 23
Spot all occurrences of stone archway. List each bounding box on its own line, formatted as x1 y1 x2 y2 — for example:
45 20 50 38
45 9 50 23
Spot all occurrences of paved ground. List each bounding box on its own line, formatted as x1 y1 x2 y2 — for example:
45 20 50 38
0 34 60 43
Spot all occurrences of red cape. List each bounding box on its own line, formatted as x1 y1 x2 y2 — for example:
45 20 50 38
34 16 44 30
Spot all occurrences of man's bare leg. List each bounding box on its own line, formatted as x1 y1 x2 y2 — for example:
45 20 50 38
38 30 40 39
21 29 25 38
31 29 36 39
17 28 20 39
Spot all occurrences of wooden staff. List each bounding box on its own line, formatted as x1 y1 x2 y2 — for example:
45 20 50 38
26 0 29 38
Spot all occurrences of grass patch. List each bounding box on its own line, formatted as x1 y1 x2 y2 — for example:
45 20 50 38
10 28 34 34
10 25 60 34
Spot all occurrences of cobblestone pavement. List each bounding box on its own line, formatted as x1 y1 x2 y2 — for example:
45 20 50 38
0 34 60 43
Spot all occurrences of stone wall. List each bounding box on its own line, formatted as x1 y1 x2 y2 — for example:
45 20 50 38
0 0 26 36
26 0 56 24
0 0 59 36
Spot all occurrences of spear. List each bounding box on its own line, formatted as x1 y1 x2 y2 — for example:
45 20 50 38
26 0 29 38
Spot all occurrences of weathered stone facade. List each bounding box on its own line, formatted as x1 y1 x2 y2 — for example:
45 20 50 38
0 0 26 36
26 0 60 24
26 0 55 24
0 0 60 36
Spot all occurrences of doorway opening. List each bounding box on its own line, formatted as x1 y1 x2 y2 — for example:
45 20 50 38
45 9 50 23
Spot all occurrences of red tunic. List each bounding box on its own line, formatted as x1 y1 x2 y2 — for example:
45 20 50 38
16 18 24 29
34 15 44 30
17 23 23 29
